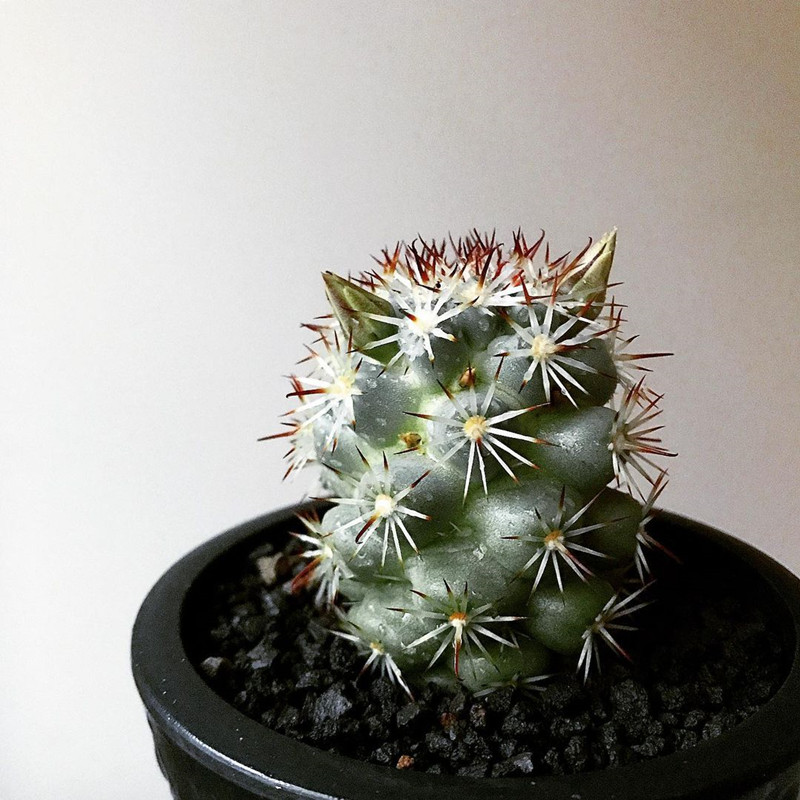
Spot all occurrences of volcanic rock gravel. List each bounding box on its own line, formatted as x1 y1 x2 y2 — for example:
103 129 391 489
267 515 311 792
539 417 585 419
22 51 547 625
187 538 788 778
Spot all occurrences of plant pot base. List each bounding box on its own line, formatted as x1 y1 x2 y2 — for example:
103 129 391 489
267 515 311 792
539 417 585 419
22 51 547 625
185 514 789 779
133 506 800 800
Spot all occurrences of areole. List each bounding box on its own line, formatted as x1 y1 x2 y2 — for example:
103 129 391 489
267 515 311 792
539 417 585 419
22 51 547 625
132 504 800 800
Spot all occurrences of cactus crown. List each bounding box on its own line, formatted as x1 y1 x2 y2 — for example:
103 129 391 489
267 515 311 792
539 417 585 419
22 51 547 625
265 229 674 695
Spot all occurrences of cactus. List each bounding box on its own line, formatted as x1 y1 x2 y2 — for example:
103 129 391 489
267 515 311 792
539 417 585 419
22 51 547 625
264 229 674 695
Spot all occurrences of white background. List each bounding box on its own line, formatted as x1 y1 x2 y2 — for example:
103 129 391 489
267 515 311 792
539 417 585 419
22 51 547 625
1 2 798 798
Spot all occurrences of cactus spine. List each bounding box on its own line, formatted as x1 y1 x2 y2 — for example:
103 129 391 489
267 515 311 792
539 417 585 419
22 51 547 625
266 229 674 694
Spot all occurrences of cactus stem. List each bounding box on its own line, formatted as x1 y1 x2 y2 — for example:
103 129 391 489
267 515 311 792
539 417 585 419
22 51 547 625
402 583 521 678
448 249 519 310
327 459 432 565
634 469 680 580
510 229 549 287
358 263 478 362
258 418 316 479
333 619 414 699
362 304 462 362
474 672 553 698
410 382 546 498
577 584 650 682
283 339 364 452
606 300 673 392
268 230 673 689
508 490 612 593
290 512 352 607
500 299 609 406
609 380 677 499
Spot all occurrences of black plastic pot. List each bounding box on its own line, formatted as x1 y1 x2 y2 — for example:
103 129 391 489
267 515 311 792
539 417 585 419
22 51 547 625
132 505 800 800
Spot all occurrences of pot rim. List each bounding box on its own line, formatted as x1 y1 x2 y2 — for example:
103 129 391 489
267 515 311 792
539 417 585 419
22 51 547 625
132 505 800 800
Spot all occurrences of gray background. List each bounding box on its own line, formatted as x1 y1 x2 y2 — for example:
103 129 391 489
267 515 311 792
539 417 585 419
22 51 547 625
1 2 798 798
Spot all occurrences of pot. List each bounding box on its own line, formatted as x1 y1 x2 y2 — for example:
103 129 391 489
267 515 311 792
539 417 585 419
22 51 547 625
131 504 800 800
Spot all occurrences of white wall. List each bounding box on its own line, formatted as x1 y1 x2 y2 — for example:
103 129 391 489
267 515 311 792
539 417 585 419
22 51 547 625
1 2 798 798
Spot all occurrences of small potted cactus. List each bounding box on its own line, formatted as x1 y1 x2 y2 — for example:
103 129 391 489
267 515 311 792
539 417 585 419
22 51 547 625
273 229 670 694
132 230 800 800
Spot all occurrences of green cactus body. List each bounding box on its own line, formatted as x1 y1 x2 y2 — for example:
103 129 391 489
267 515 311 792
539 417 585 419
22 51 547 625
267 229 674 695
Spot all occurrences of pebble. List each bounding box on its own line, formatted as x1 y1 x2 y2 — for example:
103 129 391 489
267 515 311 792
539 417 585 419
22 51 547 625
312 685 353 723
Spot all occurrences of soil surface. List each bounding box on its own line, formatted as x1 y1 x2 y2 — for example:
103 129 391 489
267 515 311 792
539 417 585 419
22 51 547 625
187 531 789 778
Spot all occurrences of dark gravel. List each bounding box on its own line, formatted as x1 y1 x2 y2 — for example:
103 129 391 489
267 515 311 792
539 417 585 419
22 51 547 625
186 534 789 778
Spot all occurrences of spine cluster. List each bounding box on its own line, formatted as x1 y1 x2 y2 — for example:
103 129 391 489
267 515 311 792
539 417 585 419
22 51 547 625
265 229 674 694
